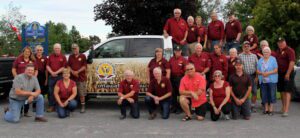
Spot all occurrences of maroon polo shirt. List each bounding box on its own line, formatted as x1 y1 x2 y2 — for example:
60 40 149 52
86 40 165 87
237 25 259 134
229 73 251 98
13 55 37 74
169 55 188 77
148 58 170 81
276 46 296 74
47 53 67 73
164 17 188 44
68 54 87 82
118 79 140 101
186 25 198 43
210 53 228 79
35 55 48 74
56 79 76 102
228 57 239 79
243 34 259 54
188 52 211 73
207 20 224 40
148 77 172 97
197 25 207 43
225 19 242 41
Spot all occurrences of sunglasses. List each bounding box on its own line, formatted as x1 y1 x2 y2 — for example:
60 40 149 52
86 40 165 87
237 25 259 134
214 75 221 78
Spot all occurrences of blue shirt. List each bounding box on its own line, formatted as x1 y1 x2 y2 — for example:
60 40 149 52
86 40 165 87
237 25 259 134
257 56 278 84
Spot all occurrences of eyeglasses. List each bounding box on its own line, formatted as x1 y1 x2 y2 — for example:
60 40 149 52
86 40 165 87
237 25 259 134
214 75 221 78
186 68 194 71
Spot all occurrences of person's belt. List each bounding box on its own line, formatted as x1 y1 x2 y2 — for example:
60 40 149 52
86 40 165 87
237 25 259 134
9 97 24 101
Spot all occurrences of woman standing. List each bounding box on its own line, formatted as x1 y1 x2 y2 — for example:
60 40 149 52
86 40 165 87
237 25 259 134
228 48 239 80
209 70 231 121
243 26 259 55
257 47 278 115
147 48 170 82
12 46 37 117
195 16 207 50
53 68 78 118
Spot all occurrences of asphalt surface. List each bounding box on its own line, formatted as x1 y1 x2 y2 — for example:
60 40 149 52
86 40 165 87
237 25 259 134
0 99 300 138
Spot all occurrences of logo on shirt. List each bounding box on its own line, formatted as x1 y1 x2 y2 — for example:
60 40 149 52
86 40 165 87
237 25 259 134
96 62 116 82
161 83 165 88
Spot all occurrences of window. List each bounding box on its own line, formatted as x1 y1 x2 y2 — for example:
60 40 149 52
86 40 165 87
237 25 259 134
129 38 163 57
94 39 127 58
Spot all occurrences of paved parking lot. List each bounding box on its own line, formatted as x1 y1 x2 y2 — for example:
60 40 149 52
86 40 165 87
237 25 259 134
0 99 300 138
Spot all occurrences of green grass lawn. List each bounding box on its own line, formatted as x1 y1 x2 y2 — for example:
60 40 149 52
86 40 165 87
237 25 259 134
253 89 281 100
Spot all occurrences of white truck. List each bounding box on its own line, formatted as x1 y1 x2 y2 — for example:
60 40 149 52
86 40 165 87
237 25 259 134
83 35 173 99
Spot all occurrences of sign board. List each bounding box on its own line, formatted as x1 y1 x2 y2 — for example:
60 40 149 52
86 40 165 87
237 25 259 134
22 21 49 55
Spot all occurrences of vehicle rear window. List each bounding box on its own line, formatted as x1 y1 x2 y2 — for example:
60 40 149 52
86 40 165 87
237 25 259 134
129 38 163 57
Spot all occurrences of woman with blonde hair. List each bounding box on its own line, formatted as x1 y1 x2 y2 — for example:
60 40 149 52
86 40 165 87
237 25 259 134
243 26 259 55
209 70 231 121
54 68 78 118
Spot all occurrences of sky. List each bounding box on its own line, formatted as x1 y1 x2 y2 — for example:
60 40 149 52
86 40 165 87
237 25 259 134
0 0 112 41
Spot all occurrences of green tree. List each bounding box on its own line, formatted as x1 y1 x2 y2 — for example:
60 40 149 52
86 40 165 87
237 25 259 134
251 0 300 55
94 0 198 35
0 2 26 56
223 0 256 30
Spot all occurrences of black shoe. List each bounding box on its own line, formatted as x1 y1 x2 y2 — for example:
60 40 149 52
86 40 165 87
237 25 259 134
268 111 274 116
263 111 269 115
148 113 157 120
175 109 183 114
119 115 126 120
170 108 177 113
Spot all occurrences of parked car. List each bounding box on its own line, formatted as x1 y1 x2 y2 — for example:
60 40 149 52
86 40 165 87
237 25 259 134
0 57 15 99
292 60 300 101
83 35 173 99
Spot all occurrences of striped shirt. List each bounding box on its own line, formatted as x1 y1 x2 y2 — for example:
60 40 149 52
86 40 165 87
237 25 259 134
239 53 258 75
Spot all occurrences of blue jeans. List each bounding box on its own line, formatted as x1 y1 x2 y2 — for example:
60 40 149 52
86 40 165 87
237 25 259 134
261 83 277 104
119 99 139 118
48 76 62 106
4 95 45 123
231 98 251 119
225 41 240 52
249 74 258 97
144 96 170 119
56 100 77 118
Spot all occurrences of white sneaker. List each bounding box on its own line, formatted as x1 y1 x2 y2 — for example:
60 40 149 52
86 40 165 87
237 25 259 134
224 115 230 120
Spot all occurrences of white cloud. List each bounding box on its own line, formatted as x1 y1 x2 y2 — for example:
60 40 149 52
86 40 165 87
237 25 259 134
0 0 112 41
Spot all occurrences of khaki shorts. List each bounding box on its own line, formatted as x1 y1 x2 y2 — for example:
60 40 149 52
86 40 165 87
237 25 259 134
76 82 87 96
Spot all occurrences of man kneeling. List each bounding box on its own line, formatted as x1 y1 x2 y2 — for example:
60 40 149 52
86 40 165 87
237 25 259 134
145 67 172 120
179 63 208 121
117 70 140 120
4 63 47 123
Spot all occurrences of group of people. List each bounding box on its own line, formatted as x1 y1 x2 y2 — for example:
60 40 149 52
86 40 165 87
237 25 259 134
4 43 88 123
3 8 296 123
117 8 296 121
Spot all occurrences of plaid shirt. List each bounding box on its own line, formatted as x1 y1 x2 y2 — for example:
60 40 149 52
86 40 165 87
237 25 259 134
239 53 258 75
